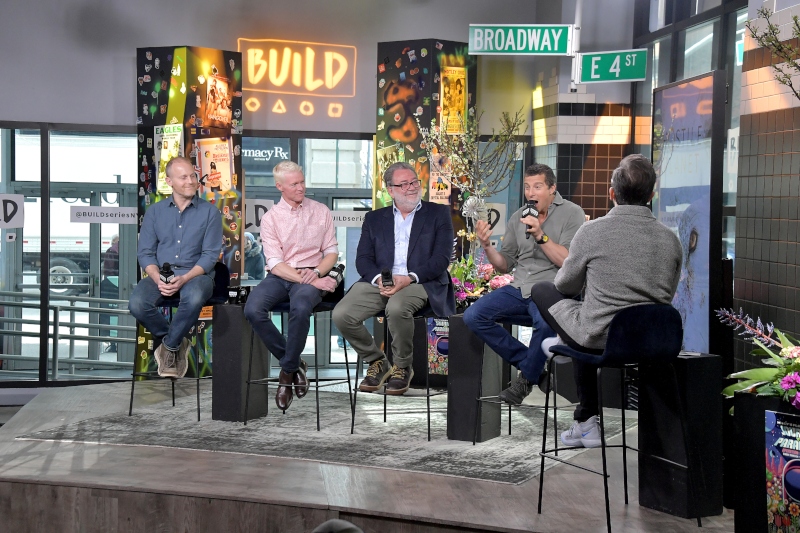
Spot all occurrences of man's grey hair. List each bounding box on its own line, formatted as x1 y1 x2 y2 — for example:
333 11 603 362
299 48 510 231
611 154 656 206
383 162 416 187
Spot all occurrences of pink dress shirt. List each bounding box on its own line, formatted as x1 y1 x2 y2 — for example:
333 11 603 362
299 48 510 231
260 197 338 271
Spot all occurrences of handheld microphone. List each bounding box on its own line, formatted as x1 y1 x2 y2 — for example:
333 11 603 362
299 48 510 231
327 264 346 285
522 200 539 240
159 262 175 283
380 268 394 287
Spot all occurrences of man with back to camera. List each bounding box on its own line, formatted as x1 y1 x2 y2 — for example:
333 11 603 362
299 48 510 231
244 161 339 411
530 154 682 448
128 156 223 378
463 164 586 405
332 162 454 396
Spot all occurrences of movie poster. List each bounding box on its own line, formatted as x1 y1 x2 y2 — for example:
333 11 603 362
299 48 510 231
154 124 184 195
374 143 403 209
765 410 800 532
652 74 713 353
204 74 232 128
196 137 235 195
440 66 466 134
428 170 451 205
427 318 449 375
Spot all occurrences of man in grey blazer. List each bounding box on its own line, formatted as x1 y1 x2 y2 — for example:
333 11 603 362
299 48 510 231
531 154 682 448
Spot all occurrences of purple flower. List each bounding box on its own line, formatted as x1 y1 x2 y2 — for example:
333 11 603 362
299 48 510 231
463 281 475 291
452 276 462 287
455 290 468 301
781 372 800 390
792 392 800 410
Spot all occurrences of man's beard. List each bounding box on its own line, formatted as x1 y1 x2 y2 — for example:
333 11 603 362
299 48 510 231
393 191 421 212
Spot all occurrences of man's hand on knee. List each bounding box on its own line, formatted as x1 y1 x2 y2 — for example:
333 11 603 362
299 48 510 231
312 276 337 292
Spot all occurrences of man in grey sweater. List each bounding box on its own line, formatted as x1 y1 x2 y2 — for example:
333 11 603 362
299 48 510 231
531 154 682 448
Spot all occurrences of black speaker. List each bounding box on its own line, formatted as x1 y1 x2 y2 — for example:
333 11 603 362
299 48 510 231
211 304 269 422
638 353 723 518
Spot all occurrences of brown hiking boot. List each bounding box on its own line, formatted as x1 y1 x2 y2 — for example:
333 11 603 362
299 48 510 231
358 359 391 392
384 365 414 396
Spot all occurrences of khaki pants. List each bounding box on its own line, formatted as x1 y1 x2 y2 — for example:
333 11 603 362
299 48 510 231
332 282 428 369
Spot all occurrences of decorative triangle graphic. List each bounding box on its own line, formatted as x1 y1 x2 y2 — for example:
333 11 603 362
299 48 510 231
272 99 287 114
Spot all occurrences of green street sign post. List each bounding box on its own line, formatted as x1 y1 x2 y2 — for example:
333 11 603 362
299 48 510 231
577 49 647 83
469 24 573 55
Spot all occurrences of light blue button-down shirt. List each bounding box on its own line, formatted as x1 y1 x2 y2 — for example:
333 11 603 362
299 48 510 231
137 195 223 277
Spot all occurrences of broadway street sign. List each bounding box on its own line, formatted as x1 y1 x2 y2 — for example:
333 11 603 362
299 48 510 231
469 24 573 55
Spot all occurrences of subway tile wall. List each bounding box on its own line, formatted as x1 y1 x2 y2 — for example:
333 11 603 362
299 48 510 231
733 108 800 371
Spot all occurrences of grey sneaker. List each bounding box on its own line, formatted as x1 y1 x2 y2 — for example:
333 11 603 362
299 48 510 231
498 372 534 405
160 345 179 378
385 365 414 395
176 338 191 378
561 416 602 448
153 343 166 375
359 359 391 392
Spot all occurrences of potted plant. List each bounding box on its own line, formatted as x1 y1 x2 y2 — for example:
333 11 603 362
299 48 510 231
717 308 800 532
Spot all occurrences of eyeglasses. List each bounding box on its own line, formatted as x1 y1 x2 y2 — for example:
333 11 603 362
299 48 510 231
388 179 422 191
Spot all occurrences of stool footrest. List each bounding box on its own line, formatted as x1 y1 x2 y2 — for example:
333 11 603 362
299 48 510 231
540 450 610 477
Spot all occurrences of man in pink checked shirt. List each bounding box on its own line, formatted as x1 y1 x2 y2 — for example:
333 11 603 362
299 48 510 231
244 161 339 412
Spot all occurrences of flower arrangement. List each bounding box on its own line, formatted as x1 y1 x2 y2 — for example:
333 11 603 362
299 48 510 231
450 234 513 308
717 308 800 408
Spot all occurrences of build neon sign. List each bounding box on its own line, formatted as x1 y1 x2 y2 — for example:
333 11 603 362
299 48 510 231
238 38 356 118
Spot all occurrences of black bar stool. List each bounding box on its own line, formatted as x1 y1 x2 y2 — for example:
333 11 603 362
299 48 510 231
129 262 230 421
243 281 355 432
536 304 702 533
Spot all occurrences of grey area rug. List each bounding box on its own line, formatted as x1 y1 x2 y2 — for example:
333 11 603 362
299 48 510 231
17 389 627 485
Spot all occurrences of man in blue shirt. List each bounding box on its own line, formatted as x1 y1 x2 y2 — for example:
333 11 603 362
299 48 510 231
129 156 223 378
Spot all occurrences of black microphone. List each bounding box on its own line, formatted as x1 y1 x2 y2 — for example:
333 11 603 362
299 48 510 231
380 268 394 287
327 264 345 285
521 200 539 239
159 262 175 283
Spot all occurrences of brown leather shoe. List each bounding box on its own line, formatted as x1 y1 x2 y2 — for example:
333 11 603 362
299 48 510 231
293 360 309 399
276 370 294 411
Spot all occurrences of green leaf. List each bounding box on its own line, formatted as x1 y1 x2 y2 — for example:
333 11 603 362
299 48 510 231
786 333 800 345
722 379 768 397
754 339 784 365
729 367 780 381
776 329 793 349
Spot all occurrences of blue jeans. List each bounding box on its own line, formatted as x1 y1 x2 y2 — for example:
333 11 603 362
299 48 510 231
463 285 555 382
128 274 214 351
244 274 323 373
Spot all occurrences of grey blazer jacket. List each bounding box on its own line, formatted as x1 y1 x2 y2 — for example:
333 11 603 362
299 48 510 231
549 204 682 349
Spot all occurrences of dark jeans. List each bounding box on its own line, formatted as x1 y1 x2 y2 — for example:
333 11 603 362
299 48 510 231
244 274 323 373
462 285 555 383
128 274 214 351
530 281 603 422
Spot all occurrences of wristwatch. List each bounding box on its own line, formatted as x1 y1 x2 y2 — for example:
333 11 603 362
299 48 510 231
313 268 322 278
535 234 549 245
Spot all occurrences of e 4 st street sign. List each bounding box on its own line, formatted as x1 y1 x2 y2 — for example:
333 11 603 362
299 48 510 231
577 49 648 83
469 24 573 55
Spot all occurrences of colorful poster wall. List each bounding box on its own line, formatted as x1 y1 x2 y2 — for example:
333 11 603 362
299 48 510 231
135 45 243 378
766 410 800 532
374 39 477 226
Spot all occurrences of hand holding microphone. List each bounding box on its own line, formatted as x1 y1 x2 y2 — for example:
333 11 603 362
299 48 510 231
521 201 539 239
159 263 175 283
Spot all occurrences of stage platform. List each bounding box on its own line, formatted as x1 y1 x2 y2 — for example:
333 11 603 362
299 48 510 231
0 381 733 532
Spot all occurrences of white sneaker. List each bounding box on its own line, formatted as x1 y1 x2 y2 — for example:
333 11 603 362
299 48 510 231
560 416 602 448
